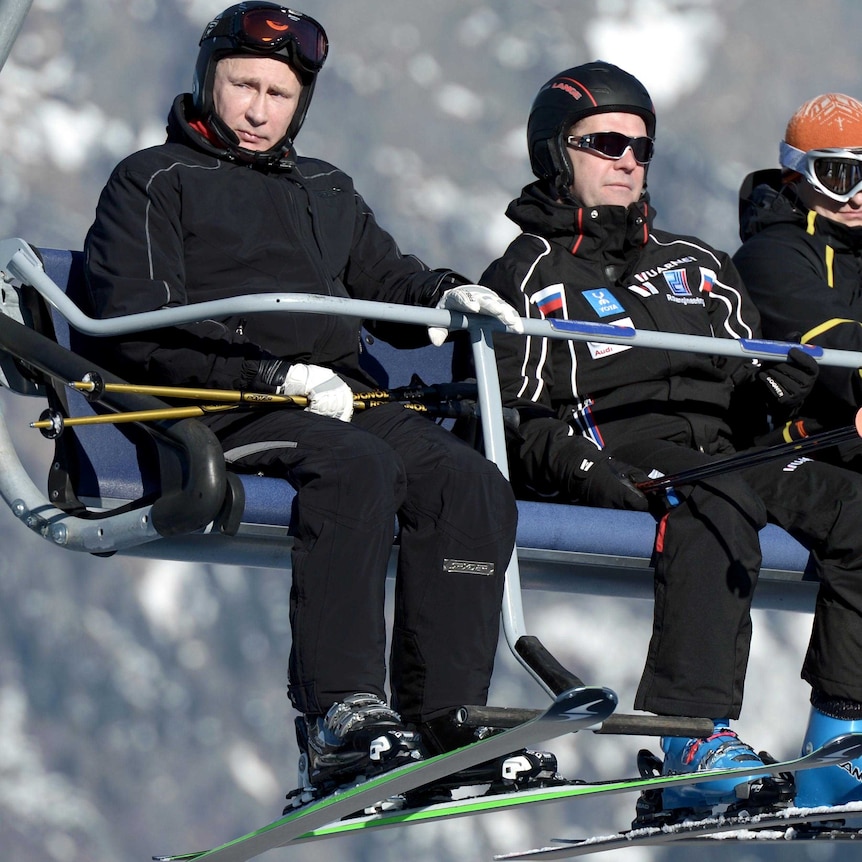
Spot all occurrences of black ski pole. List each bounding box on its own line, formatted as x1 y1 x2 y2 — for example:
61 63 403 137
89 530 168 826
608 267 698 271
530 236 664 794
636 409 862 494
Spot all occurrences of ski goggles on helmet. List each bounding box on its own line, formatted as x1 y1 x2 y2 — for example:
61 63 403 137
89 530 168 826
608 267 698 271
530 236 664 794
566 131 655 165
204 6 328 74
780 141 862 202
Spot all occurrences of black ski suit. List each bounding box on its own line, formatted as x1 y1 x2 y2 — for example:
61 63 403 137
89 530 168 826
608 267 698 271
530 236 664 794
734 170 862 464
83 94 516 725
483 180 862 717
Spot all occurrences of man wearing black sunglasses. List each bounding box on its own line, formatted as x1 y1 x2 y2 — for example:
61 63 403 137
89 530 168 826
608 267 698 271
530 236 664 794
479 61 862 821
82 1 530 803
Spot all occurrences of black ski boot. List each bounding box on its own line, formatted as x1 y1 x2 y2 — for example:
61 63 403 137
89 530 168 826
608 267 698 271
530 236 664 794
285 693 423 810
400 714 564 807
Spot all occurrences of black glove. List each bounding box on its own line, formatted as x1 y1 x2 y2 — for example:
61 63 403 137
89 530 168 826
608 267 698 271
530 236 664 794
756 347 819 410
252 358 290 392
578 455 649 512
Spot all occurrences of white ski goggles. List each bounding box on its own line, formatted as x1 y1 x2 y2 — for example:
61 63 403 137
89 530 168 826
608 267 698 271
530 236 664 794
780 141 862 202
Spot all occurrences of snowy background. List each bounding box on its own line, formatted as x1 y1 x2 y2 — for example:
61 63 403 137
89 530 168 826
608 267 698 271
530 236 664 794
1 0 860 860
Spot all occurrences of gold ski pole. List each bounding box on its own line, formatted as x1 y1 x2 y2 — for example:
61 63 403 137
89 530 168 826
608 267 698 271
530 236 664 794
70 375 478 408
71 379 299 405
30 403 247 437
30 399 435 438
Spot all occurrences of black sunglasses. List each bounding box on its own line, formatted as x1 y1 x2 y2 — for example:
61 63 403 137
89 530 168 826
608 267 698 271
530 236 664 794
566 131 655 165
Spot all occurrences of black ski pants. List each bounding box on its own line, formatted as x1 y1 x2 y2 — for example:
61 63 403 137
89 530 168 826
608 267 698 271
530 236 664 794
609 438 862 719
204 403 516 724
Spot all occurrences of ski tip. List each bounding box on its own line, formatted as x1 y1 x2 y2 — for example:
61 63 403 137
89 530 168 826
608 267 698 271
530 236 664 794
554 685 618 726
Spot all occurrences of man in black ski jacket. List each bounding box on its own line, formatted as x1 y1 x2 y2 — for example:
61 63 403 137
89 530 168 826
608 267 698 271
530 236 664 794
481 61 862 818
734 93 862 467
83 2 528 798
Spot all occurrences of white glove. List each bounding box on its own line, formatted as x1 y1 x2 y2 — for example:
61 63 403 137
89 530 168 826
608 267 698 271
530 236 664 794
280 363 354 422
428 284 524 347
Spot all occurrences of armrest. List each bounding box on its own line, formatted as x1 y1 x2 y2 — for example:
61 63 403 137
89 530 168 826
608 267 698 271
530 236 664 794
0 311 231 539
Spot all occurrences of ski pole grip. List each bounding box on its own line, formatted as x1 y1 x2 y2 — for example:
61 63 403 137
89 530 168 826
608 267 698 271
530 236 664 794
515 635 585 694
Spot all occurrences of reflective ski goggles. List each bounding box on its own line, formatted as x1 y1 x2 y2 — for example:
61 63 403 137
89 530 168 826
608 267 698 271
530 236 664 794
780 141 862 202
204 6 329 73
566 131 655 165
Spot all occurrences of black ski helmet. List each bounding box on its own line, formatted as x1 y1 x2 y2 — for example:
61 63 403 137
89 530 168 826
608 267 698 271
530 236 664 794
192 2 328 161
528 62 656 197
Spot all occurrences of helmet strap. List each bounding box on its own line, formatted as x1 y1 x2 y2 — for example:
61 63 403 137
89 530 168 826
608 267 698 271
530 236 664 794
201 112 295 168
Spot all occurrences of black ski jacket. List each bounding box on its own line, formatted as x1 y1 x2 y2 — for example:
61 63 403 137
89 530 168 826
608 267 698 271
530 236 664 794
83 94 460 391
483 181 762 497
734 169 862 429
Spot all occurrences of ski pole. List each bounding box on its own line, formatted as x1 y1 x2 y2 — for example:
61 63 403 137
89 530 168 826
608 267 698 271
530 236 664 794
636 408 862 494
71 379 300 405
31 403 248 437
70 373 478 407
30 397 491 439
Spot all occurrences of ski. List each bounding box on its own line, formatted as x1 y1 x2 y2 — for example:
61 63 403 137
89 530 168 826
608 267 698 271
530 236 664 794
152 684 616 862
673 801 862 844
495 801 862 858
493 735 862 860
285 733 862 846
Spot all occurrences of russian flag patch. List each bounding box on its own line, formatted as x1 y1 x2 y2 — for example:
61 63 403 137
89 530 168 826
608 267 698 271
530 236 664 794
531 284 565 317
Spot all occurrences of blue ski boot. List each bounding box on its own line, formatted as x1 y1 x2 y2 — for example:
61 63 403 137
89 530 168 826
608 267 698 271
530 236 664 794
286 693 423 808
795 705 862 808
634 721 794 825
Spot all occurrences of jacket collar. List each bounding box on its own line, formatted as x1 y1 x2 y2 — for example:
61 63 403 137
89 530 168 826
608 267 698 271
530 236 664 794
166 94 298 172
505 181 654 280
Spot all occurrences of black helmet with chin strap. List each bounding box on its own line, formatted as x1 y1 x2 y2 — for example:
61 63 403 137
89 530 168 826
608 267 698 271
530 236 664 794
528 61 656 198
192 2 328 164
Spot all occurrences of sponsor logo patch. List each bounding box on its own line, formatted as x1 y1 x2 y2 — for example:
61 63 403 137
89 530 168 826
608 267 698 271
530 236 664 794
582 288 624 318
443 559 496 576
587 317 635 359
663 269 691 296
633 256 697 282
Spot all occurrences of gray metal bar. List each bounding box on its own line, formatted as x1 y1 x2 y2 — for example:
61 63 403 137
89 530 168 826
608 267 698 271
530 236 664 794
470 323 555 694
0 239 465 336
4 238 862 370
0 398 163 553
0 0 32 73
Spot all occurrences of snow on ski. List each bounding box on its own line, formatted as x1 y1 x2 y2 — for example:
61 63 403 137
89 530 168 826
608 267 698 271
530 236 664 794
494 734 862 860
152 684 616 862
496 801 862 858
673 802 862 844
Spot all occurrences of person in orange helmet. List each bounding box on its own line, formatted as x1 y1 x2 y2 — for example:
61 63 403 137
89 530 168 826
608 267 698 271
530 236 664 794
735 93 862 457
734 93 862 808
